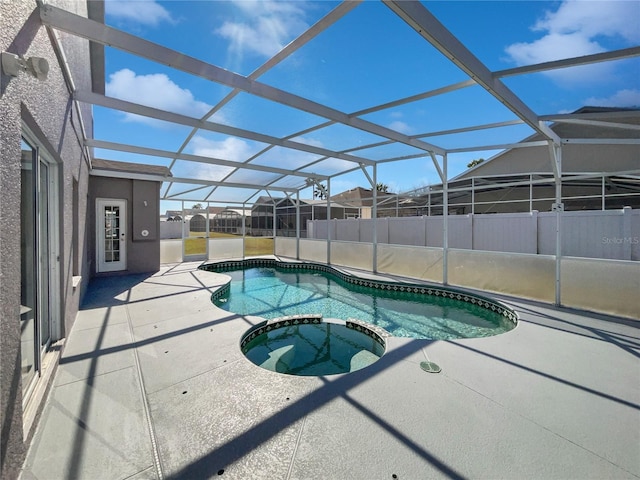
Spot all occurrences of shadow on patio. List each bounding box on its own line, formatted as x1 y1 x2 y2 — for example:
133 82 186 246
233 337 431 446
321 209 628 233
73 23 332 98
20 262 640 480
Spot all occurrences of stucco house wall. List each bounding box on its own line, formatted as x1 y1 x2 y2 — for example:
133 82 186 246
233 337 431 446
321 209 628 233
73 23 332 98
1 1 95 478
89 176 162 276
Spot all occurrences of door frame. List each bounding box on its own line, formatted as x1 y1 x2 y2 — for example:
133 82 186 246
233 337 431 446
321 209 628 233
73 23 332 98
96 198 127 272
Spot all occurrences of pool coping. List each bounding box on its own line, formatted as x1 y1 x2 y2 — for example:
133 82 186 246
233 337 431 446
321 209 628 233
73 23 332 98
199 258 519 330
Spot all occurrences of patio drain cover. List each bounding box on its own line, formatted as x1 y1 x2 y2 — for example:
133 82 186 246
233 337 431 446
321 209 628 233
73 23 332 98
420 361 441 373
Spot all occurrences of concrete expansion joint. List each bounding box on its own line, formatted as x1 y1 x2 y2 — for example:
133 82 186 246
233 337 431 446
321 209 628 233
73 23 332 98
446 373 634 475
285 414 308 480
125 305 165 480
148 357 244 396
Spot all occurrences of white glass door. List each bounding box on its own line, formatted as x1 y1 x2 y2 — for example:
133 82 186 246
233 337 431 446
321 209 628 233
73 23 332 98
97 199 127 272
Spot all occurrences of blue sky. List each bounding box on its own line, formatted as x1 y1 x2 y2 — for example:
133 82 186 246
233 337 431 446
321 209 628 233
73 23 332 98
96 0 640 210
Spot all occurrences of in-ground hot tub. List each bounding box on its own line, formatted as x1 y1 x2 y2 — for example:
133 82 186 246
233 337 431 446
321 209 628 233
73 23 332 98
240 315 389 376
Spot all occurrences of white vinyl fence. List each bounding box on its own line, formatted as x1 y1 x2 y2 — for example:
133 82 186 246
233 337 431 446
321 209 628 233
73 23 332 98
308 208 639 261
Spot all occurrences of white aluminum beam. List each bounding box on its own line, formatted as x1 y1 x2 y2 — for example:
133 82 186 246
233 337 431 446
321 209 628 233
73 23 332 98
430 151 445 183
447 140 549 153
240 80 473 162
75 90 376 167
41 4 445 156
86 139 328 180
91 168 294 192
359 164 375 189
164 184 210 199
353 79 476 117
494 46 640 78
415 119 525 139
384 1 561 145
168 1 361 193
376 153 431 164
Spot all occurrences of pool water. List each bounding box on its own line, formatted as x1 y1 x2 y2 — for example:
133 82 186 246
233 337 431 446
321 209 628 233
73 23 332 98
242 321 385 376
214 267 515 340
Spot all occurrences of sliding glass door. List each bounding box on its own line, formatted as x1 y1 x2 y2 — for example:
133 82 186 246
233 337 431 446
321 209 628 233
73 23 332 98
20 133 59 404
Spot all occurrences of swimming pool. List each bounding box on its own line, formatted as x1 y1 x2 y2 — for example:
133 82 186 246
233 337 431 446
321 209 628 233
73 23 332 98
202 260 517 340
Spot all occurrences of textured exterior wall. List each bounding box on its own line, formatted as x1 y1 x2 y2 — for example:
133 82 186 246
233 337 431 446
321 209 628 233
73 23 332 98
89 176 162 275
1 1 93 478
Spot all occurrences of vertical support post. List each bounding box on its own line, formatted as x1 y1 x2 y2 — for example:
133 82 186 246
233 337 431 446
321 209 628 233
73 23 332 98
296 191 300 260
181 200 186 261
428 189 431 216
372 165 378 273
471 177 475 214
550 143 563 306
442 154 449 285
326 178 331 265
181 200 185 240
622 206 632 260
242 201 246 259
529 173 533 212
272 201 276 240
532 210 539 254
205 202 210 234
205 202 210 260
602 175 606 211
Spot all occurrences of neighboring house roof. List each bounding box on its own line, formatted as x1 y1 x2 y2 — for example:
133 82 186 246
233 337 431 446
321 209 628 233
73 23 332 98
330 186 394 207
208 206 226 215
453 107 640 181
165 207 225 217
252 196 278 206
215 208 251 217
251 195 353 209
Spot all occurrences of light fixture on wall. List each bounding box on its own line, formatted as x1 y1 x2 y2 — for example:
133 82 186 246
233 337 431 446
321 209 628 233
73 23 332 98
1 52 49 80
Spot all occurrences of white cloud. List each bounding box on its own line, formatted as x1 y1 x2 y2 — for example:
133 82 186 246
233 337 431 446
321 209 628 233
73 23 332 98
190 136 258 162
254 146 322 170
585 88 640 107
532 1 640 43
106 0 175 27
289 135 324 148
215 0 309 58
505 1 639 84
106 69 212 126
311 157 356 176
506 32 604 66
388 120 413 135
180 136 262 182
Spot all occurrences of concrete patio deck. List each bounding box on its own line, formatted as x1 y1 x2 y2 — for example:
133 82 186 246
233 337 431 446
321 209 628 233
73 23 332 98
20 261 640 479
